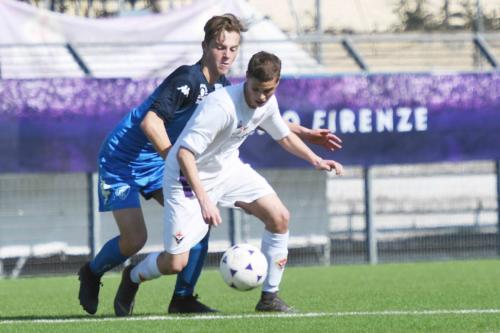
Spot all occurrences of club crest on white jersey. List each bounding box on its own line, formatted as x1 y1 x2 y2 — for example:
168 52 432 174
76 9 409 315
231 120 253 139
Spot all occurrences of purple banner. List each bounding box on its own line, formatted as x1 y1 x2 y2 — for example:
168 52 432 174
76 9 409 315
0 73 499 172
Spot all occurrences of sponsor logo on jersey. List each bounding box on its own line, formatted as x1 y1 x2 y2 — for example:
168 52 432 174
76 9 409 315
115 184 130 200
177 85 190 97
174 231 185 244
276 258 288 269
196 84 208 103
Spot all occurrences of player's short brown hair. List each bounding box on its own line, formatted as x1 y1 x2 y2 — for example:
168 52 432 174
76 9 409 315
246 51 281 82
203 14 246 45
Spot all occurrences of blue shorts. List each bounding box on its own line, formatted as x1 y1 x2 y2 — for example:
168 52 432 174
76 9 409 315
98 169 163 212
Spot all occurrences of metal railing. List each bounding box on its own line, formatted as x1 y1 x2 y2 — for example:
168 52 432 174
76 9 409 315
1 33 499 79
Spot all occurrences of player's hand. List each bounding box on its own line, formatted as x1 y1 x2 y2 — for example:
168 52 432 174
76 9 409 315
305 129 342 152
314 159 344 175
199 198 222 227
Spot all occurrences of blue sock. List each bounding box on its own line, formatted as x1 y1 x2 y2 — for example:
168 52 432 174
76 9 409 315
173 232 209 296
89 236 128 276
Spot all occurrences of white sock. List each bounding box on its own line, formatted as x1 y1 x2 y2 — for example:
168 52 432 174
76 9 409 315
261 229 289 293
130 252 161 284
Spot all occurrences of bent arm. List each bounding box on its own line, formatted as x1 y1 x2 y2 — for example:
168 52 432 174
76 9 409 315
277 132 344 175
177 147 221 226
140 111 172 159
287 122 342 152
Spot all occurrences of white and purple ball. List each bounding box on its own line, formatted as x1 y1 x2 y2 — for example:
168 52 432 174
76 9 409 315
219 243 268 291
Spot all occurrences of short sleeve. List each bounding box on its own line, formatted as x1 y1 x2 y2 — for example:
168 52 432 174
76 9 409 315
150 70 193 122
258 97 290 141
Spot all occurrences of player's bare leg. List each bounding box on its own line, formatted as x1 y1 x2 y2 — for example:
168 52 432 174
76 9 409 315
236 194 295 312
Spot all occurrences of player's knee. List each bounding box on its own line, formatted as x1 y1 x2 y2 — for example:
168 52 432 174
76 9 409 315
167 262 185 274
267 208 290 234
157 253 187 275
120 234 147 256
129 235 147 253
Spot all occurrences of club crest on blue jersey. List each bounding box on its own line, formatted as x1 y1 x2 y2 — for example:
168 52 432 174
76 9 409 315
196 84 208 104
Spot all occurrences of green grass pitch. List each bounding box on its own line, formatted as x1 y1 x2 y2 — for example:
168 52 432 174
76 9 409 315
1 259 500 332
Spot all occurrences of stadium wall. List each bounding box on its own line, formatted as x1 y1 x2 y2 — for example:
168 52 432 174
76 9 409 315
0 74 499 277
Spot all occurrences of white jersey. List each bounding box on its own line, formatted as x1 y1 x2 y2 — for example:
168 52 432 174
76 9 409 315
164 82 290 189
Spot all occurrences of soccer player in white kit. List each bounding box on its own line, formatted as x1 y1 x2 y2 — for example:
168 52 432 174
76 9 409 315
114 51 344 314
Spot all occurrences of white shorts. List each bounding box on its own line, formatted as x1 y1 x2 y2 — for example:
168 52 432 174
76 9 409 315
163 161 274 254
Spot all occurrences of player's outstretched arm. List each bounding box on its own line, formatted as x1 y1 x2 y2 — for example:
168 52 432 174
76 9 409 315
277 132 344 176
313 159 344 175
140 110 173 159
287 122 342 152
177 147 222 226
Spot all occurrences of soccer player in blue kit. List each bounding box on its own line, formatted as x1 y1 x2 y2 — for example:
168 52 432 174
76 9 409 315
78 14 342 315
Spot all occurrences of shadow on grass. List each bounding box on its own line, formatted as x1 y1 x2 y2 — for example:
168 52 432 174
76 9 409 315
0 312 213 322
1 314 122 321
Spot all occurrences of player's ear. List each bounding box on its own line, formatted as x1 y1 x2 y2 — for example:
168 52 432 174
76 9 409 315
201 41 207 54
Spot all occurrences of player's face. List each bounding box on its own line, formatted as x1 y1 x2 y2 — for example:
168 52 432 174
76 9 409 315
203 30 240 77
244 76 280 109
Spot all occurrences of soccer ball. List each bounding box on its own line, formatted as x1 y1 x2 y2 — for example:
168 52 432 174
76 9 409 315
219 243 268 291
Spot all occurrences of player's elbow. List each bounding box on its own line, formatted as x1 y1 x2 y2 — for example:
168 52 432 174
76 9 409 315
177 147 195 163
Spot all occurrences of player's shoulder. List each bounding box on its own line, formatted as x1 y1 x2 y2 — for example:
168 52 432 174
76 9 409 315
209 82 233 97
267 94 279 108
166 63 202 85
201 85 234 114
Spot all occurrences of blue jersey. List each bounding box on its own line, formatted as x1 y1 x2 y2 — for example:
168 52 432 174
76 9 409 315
98 62 230 211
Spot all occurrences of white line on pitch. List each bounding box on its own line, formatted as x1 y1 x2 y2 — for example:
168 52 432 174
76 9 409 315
1 309 500 325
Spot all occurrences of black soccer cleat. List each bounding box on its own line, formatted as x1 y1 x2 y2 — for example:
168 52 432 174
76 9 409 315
255 291 295 313
78 262 102 315
114 265 139 317
168 294 218 314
